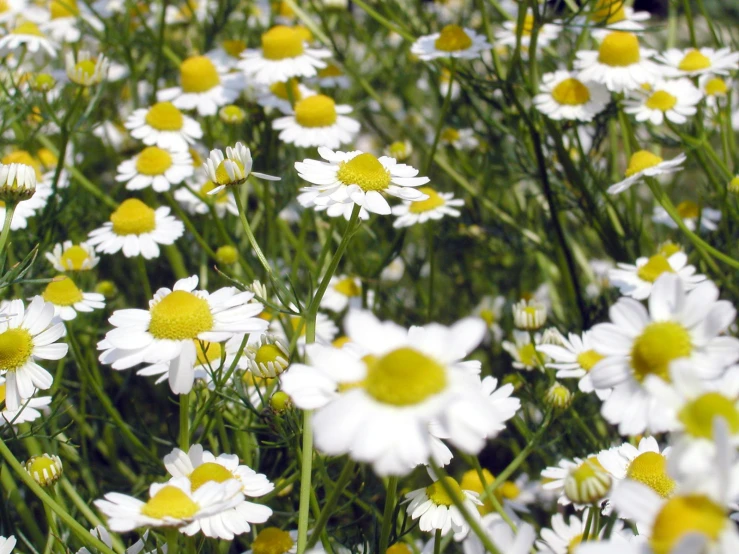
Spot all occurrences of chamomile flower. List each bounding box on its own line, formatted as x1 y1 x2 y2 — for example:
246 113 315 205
537 331 609 398
495 10 560 55
608 250 706 300
187 335 251 387
313 62 350 89
541 456 611 507
0 183 50 230
272 95 360 150
98 275 268 395
65 50 109 86
40 0 104 43
588 0 651 32
173 180 239 217
39 275 105 321
391 187 463 228
700 75 732 108
459 469 535 517
245 334 290 378
125 102 203 152
0 21 57 58
239 25 331 85
597 436 674 500
411 24 491 61
203 142 280 195
157 55 244 117
536 513 622 553
45 241 99 272
206 39 247 71
384 140 413 162
320 275 362 312
463 514 535 554
502 330 543 371
26 453 62 486
116 147 193 192
657 47 739 77
404 474 482 539
607 150 686 194
575 31 660 92
513 299 547 330
472 296 505 343
0 376 51 426
87 198 185 259
95 477 243 533
652 202 722 232
588 274 739 435
439 128 479 150
0 297 68 411
0 162 37 202
0 0 25 25
624 79 702 125
163 445 273 539
295 147 430 216
256 81 316 115
534 70 610 121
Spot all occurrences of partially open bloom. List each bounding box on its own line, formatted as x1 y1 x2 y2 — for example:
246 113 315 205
608 249 705 300
502 330 543 371
534 70 610 121
272 94 360 150
125 102 203 152
65 50 109 86
245 334 290 378
412 25 491 61
624 79 702 125
26 453 62 486
538 331 608 397
405 473 482 538
513 299 547 330
40 275 105 320
541 456 611 507
607 150 686 194
203 142 280 195
0 163 36 203
45 241 99 272
116 147 193 192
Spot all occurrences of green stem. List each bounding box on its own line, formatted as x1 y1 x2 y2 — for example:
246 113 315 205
582 507 595 540
433 529 442 554
378 476 398 554
180 392 190 451
151 0 170 98
427 224 435 321
424 60 456 175
305 459 356 550
0 203 16 255
296 410 314 554
136 256 152 300
590 507 601 540
60 478 125 553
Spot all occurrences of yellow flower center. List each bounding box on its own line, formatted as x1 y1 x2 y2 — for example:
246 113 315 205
521 14 536 35
705 77 728 96
518 342 538 367
386 544 412 554
0 328 33 371
676 200 700 220
135 146 173 176
479 308 495 327
658 241 682 258
363 347 447 406
242 372 274 388
59 245 90 270
14 21 44 36
199 180 229 203
318 63 343 78
567 535 584 554
624 150 663 177
294 25 311 42
636 254 675 283
3 151 41 180
51 0 79 18
189 462 233 491
36 148 57 169
499 480 520 500
570 456 608 488
646 90 678 112
552 78 591 105
252 527 295 554
269 81 302 101
220 105 245 123
28 455 58 477
255 344 285 366
598 32 640 67
434 24 473 52
630 321 692 382
42 275 84 306
110 199 156 236
591 0 626 23
214 159 246 186
221 39 246 58
0 383 5 404
460 468 495 514
262 25 304 60
73 59 97 81
145 102 184 131
440 128 460 143
576 349 604 372
0 1 8 13
626 451 675 497
388 141 409 159
650 495 725 554
678 392 739 439
336 153 391 192
140 486 199 519
194 340 222 366
409 187 445 214
333 277 361 297
180 56 220 93
678 49 711 72
148 291 214 341
294 95 337 127
426 477 464 507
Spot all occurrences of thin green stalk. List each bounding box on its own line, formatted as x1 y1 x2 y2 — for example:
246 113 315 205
305 459 356 550
60 478 126 554
151 0 170 98
296 411 314 554
470 457 517 531
427 224 435 321
424 60 456 175
0 203 16 255
591 507 601 540
582 507 595 540
233 187 274 276
433 529 442 554
180 392 190 451
136 256 153 300
378 476 398 554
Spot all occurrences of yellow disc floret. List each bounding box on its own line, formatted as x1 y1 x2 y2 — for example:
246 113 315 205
60 245 90 270
222 39 247 58
552 78 591 105
14 22 44 37
148 291 214 341
363 347 446 406
637 254 675 283
189 462 234 491
135 146 173 176
409 187 445 214
141 486 199 519
434 24 473 52
294 95 338 127
42 275 84 306
676 200 700 220
50 0 79 18
678 50 711 72
0 328 33 371
145 102 184 131
598 32 640 67
336 153 391 192
678 392 739 439
110 199 156 235
646 90 677 112
333 277 361 297
626 452 675 497
630 322 692 382
255 344 285 366
194 340 222 366
252 527 295 554
269 81 302 101
625 150 663 177
426 477 464 506
261 26 304 60
705 78 728 97
591 0 626 23
650 495 725 554
576 350 604 372
180 56 220 93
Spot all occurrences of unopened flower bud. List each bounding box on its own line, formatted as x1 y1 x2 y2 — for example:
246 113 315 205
26 454 63 486
0 163 36 203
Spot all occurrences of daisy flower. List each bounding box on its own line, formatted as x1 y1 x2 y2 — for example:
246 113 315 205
459 469 535 518
65 50 109 86
320 275 362 312
239 25 331 85
391 187 463 228
163 445 273 540
536 513 627 553
256 80 316 115
657 47 739 77
98 275 268 394
0 184 50 230
495 11 560 55
624 78 702 125
652 201 722 232
404 473 482 539
45 241 99 272
173 180 239 217
158 55 244 117
0 376 51 426
575 31 661 92
206 39 247 71
597 436 674 501
0 297 68 411
245 334 290 378
472 296 505 343
95 477 243 533
607 150 686 194
608 250 706 300
295 147 430 216
439 128 479 150
202 142 280 195
700 75 732 108
0 0 25 25
0 161 37 202
588 0 651 32
116 147 193 192
537 331 609 398
125 102 203 152
502 330 543 371
87 198 185 259
281 312 508 475
411 24 491 61
541 456 612 507
39 275 105 321
463 514 535 554
384 140 413 162
588 274 739 435
534 70 610 121
0 21 57 58
272 94 360 150
512 299 547 330
312 62 350 89
40 0 104 43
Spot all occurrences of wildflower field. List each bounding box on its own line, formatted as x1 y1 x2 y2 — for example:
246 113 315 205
1 0 739 552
